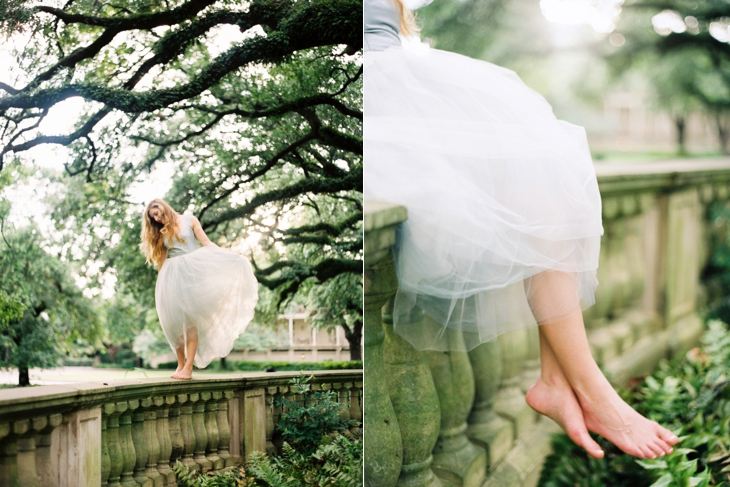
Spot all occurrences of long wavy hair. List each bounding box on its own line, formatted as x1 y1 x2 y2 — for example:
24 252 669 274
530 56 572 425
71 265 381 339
140 198 185 266
393 0 419 37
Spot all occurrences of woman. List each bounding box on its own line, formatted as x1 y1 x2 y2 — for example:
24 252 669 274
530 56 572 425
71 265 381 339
363 0 678 459
140 198 258 380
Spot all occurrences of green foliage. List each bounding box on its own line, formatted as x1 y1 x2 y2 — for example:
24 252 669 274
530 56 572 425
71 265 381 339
0 290 25 330
0 225 104 384
0 0 35 36
231 322 289 352
173 433 363 487
704 201 730 323
274 372 358 454
539 321 730 487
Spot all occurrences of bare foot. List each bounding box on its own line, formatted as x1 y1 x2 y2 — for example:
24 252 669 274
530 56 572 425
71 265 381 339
171 365 184 379
526 377 604 459
171 367 193 380
578 386 678 459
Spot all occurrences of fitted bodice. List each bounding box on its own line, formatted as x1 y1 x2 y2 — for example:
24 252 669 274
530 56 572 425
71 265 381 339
364 0 401 52
165 213 198 258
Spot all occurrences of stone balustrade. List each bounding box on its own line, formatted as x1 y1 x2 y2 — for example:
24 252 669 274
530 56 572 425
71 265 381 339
364 158 730 487
0 370 362 487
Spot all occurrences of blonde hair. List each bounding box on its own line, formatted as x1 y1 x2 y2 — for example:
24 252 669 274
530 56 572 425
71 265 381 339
393 0 419 37
140 198 186 266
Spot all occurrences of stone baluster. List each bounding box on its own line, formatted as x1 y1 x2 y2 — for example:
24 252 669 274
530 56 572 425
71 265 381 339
119 400 139 487
131 399 151 487
0 423 15 487
156 396 175 485
334 382 352 436
191 393 212 471
168 396 185 469
144 398 163 486
37 414 61 487
0 421 28 487
467 338 513 469
15 418 40 487
271 386 286 454
216 391 235 467
264 389 277 456
348 382 363 435
424 319 487 487
105 403 125 487
101 411 111 487
382 300 442 487
205 392 222 470
364 255 403 487
178 394 198 470
493 329 532 439
520 327 541 395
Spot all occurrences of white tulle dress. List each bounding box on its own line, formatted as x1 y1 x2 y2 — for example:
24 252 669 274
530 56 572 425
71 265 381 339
363 0 604 351
155 213 258 367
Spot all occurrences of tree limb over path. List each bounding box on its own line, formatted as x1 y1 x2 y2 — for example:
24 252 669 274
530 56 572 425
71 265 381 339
0 0 362 168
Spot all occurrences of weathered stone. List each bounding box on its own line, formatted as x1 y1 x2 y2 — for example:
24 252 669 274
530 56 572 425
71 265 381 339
424 324 486 487
364 255 402 487
382 300 442 487
205 392 222 469
493 330 532 440
468 339 513 469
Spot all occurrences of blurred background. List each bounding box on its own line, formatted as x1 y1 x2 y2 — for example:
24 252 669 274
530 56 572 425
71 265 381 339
416 0 728 160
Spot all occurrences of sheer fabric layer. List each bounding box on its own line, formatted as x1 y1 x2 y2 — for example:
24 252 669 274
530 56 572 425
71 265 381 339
364 46 603 351
155 246 259 367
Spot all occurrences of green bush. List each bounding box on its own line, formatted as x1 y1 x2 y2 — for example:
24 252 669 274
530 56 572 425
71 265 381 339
173 430 363 487
63 357 94 366
92 361 136 369
538 321 730 487
274 373 359 454
154 359 362 371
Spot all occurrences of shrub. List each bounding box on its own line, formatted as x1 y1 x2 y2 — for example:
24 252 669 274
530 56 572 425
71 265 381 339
538 321 730 487
173 431 363 487
274 372 359 454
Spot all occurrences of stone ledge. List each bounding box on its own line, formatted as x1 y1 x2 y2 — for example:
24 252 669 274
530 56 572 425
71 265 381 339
0 369 363 421
482 417 561 487
596 158 730 195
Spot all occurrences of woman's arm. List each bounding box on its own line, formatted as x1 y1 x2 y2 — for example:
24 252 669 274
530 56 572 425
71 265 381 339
191 215 218 247
158 251 167 273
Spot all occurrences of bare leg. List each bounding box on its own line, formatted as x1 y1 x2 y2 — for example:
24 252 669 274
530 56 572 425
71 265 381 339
172 344 185 378
172 327 198 380
526 271 678 458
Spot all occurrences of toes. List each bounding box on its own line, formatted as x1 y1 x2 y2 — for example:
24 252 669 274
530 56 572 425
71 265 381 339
656 425 679 446
640 445 657 459
567 427 605 459
653 438 673 456
646 441 665 458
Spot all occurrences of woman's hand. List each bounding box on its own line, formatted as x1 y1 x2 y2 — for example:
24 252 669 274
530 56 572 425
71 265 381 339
191 215 218 247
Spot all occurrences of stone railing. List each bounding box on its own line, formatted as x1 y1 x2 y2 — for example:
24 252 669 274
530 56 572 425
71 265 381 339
364 158 730 487
0 370 362 487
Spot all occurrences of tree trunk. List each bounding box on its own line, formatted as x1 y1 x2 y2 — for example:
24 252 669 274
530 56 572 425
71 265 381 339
342 320 362 361
18 366 30 387
675 115 687 156
220 357 227 370
716 112 730 155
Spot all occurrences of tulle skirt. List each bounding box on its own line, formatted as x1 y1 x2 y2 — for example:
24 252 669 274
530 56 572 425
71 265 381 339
364 45 603 351
155 246 258 368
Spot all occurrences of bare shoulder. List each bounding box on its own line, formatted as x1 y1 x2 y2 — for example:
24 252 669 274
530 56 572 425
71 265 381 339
189 214 201 228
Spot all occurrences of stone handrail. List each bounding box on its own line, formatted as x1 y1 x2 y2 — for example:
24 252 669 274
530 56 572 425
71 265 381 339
364 158 730 487
0 369 363 487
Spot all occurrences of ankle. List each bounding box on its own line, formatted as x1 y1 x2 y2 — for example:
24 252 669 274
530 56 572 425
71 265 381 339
540 372 570 388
